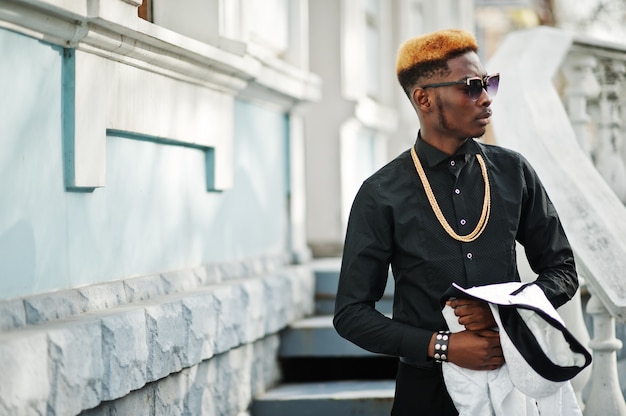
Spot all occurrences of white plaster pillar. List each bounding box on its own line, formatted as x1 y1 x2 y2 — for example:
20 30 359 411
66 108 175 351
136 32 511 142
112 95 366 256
584 290 626 415
288 108 312 263
594 61 626 203
562 53 599 156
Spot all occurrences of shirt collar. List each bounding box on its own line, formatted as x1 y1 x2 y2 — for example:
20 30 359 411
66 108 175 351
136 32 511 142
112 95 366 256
414 133 481 168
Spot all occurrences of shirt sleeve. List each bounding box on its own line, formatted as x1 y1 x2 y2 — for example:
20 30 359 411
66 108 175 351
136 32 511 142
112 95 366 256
333 180 434 359
516 157 579 308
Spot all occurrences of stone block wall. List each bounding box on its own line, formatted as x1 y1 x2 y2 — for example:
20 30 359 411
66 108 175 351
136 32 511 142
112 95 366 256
0 256 315 416
81 336 282 416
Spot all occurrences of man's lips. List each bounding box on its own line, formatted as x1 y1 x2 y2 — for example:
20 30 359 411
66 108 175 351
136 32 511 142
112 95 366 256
477 110 492 120
477 110 492 125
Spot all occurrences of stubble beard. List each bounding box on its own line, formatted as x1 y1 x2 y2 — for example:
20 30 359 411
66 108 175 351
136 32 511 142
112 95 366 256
435 94 484 140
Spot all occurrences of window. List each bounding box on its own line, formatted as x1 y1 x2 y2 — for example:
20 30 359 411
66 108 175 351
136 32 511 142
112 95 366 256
138 0 153 22
365 0 381 99
244 0 289 56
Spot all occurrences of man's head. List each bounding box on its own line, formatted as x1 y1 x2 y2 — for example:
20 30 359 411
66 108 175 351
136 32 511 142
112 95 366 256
396 29 478 98
396 29 496 142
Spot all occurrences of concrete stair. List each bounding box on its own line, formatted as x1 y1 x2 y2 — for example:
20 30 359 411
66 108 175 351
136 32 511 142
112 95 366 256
279 315 373 357
252 380 395 416
313 258 393 315
251 258 396 415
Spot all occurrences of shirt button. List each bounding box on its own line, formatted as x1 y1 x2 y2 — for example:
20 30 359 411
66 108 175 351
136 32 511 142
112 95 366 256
454 188 461 195
466 252 473 260
460 219 467 226
450 160 456 167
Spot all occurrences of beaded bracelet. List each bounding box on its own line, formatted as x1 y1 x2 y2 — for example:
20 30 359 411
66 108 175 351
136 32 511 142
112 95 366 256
433 330 451 363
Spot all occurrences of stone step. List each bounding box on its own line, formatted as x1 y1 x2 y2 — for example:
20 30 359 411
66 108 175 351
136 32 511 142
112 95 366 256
312 258 393 315
251 380 395 416
279 315 379 358
279 315 398 381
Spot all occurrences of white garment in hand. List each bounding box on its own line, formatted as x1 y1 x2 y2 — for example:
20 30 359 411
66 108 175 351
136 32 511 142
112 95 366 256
440 283 585 416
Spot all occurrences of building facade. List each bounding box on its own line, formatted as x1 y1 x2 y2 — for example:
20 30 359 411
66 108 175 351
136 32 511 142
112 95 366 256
0 0 475 414
0 1 319 414
305 0 474 256
6 0 626 415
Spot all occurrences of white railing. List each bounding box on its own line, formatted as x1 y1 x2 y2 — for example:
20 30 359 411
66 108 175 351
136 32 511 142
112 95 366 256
488 26 626 415
562 41 626 203
560 35 626 415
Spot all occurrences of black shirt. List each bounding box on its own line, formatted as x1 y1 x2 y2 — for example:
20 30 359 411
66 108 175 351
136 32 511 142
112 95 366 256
333 136 578 366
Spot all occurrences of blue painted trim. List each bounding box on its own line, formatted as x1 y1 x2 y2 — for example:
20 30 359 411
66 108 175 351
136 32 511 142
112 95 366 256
106 129 221 193
106 129 208 150
205 148 219 192
61 48 94 192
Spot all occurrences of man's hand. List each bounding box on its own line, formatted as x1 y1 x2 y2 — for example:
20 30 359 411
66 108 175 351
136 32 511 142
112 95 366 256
446 330 504 370
447 298 496 331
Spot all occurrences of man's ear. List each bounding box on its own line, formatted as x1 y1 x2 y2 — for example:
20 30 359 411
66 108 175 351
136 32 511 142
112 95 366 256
412 88 431 112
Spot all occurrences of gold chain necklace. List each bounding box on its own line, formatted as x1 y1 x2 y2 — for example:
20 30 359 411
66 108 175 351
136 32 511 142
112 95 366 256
410 146 491 243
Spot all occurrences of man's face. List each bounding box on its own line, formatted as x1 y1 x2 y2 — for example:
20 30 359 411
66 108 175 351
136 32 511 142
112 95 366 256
426 52 493 140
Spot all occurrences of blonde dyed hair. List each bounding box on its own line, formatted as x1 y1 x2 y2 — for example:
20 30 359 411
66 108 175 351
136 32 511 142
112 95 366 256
396 29 478 97
396 29 478 74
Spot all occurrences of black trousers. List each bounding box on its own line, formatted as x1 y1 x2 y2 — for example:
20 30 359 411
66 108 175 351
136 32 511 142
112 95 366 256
391 361 458 416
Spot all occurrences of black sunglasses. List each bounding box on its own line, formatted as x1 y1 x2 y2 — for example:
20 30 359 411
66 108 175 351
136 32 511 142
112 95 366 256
420 73 500 101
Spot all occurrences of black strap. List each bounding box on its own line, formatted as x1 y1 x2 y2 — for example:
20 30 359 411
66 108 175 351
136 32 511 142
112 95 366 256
508 282 535 296
498 306 592 382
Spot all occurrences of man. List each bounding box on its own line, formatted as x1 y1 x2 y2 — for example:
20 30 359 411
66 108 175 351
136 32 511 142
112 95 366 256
333 29 578 415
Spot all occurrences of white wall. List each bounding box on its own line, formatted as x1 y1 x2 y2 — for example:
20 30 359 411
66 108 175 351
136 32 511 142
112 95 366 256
304 0 475 255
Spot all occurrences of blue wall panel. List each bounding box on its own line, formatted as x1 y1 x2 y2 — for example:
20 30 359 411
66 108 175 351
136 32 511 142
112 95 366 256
0 28 289 299
0 29 68 297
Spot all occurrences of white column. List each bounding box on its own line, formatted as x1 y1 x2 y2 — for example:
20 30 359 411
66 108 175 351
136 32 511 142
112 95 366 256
594 61 626 203
288 109 312 263
584 290 626 415
562 53 599 156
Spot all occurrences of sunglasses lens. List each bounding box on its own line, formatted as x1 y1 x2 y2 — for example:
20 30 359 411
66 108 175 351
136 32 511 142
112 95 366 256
486 75 499 97
467 75 500 101
467 79 483 101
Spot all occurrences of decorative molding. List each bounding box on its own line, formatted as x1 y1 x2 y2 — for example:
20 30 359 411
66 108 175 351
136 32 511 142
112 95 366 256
0 0 321 191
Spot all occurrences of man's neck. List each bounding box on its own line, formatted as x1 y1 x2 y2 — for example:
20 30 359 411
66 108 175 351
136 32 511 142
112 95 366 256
419 132 469 156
